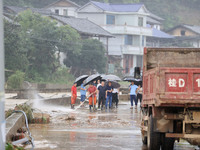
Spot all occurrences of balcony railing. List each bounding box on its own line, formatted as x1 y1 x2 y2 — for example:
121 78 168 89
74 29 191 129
101 25 152 36
121 45 144 55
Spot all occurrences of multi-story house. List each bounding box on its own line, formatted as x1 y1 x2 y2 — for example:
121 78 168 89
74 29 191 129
77 1 152 74
45 0 80 17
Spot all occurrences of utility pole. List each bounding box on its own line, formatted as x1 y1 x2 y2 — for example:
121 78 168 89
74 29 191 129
0 0 5 149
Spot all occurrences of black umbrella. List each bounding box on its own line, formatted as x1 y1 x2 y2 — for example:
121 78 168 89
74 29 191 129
75 75 89 87
106 80 120 88
84 74 101 86
124 77 142 86
100 74 106 81
102 74 121 81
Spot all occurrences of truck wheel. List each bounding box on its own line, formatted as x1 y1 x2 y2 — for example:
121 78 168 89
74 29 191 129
147 115 161 150
161 135 175 150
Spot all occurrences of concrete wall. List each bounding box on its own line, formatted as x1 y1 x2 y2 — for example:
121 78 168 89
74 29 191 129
6 113 25 141
49 6 78 17
78 13 105 25
115 14 138 26
42 96 81 106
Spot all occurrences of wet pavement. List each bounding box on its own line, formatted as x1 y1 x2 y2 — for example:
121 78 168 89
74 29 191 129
29 103 198 150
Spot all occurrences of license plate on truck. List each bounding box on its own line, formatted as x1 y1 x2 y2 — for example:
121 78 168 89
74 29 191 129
165 70 200 93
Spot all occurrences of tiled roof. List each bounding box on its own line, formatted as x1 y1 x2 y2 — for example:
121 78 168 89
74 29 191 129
51 15 113 37
45 0 80 8
4 6 52 15
91 1 144 12
147 17 161 25
4 6 26 14
152 28 173 38
183 25 200 35
147 24 173 39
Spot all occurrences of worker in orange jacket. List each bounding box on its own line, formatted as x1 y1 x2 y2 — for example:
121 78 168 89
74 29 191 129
87 83 97 111
71 82 77 109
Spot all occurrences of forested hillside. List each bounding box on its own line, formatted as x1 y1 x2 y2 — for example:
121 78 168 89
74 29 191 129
3 0 200 30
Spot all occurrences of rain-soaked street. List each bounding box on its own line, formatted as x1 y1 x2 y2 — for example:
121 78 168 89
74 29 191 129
28 101 198 150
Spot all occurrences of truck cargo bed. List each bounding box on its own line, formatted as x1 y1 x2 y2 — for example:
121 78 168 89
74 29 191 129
142 48 200 107
143 67 200 107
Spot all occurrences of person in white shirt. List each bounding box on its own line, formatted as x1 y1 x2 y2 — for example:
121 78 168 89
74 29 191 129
97 80 101 89
97 79 101 107
112 88 119 108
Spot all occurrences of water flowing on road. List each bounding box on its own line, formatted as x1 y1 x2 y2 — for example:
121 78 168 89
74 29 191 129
29 102 197 150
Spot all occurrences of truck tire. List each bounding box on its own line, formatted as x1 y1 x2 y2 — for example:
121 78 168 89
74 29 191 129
161 135 175 150
147 115 161 150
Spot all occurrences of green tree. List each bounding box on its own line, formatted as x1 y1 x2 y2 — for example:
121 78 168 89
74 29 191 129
17 10 60 80
64 39 107 76
15 10 81 81
4 19 28 79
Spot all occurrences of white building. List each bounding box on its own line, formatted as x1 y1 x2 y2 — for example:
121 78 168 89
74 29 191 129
45 0 80 17
77 1 152 74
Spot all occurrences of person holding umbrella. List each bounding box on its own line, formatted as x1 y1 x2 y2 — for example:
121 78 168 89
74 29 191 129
74 75 89 108
71 82 77 109
130 81 140 109
105 81 114 109
98 81 107 110
80 81 87 107
87 82 98 111
112 88 119 108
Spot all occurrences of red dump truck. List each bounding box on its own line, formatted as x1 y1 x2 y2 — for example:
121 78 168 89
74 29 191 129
141 48 200 150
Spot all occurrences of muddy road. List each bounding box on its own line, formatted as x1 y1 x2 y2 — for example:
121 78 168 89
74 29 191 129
29 103 197 150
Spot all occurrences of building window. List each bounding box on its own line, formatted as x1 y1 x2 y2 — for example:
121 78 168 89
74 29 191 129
124 35 133 45
55 9 59 15
138 17 143 27
133 35 140 46
181 30 186 36
106 15 115 25
63 9 68 16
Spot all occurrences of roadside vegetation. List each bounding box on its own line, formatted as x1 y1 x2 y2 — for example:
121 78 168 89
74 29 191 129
6 143 24 150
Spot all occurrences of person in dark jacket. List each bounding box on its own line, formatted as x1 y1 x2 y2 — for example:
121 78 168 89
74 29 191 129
98 81 107 110
105 81 113 109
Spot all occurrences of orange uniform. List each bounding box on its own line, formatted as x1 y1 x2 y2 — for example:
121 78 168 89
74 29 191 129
88 86 97 105
71 85 77 105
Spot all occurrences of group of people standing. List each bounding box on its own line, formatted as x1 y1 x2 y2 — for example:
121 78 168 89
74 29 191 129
71 79 142 111
71 80 119 111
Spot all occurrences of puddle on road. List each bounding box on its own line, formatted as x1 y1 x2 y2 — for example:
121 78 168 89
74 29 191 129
30 103 197 150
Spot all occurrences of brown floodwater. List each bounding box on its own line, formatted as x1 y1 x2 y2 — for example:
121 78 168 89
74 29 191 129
29 103 197 150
